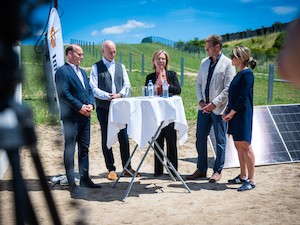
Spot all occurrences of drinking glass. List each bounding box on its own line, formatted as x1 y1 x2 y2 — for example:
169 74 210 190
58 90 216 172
142 86 148 96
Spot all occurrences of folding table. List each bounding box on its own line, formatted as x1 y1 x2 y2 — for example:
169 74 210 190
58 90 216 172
107 96 191 201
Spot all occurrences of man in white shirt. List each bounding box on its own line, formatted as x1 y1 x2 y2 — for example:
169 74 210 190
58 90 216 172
55 44 101 197
90 40 138 180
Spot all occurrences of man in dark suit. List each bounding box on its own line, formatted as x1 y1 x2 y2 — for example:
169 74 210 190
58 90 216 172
55 44 101 196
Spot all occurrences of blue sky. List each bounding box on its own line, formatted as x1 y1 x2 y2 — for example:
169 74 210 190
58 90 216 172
24 0 299 45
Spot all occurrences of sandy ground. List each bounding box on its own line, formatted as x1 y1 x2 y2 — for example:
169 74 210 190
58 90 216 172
1 122 300 225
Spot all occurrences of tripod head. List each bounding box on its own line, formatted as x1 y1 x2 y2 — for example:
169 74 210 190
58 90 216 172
0 0 50 148
0 0 50 110
0 2 41 152
0 43 21 112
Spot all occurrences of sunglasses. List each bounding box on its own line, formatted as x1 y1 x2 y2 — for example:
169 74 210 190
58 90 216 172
231 53 240 59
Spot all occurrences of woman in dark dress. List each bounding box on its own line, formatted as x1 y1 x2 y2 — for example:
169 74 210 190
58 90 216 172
222 46 257 191
145 50 181 176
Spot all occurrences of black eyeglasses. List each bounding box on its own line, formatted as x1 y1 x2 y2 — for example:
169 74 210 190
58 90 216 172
72 51 84 57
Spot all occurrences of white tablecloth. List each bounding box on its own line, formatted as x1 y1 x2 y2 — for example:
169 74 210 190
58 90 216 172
107 96 188 149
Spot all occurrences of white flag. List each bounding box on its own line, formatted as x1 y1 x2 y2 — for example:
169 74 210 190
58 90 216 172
47 7 64 78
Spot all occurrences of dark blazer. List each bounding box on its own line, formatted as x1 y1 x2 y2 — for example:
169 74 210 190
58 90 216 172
144 70 181 174
145 70 181 95
55 63 94 121
227 68 254 142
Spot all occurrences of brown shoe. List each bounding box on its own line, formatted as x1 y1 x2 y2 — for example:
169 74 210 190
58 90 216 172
209 172 222 183
124 168 141 177
107 171 118 180
185 170 207 180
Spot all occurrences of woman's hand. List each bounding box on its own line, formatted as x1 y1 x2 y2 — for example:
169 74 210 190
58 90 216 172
222 110 236 122
156 70 165 86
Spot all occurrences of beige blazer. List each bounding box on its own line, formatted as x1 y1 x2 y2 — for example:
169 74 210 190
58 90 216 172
196 53 235 115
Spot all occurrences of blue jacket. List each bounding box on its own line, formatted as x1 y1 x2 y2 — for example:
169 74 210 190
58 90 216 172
55 63 94 121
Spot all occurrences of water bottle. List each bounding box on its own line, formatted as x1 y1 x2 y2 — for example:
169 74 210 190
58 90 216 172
125 86 131 97
162 80 169 98
147 80 154 97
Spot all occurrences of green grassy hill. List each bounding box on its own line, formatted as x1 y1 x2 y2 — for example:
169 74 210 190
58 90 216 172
20 34 300 124
77 43 201 75
224 33 280 50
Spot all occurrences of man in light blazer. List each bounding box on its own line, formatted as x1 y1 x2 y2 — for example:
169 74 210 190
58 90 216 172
55 44 101 197
186 35 235 183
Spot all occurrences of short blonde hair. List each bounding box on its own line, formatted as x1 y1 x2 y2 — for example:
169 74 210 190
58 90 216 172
152 50 170 70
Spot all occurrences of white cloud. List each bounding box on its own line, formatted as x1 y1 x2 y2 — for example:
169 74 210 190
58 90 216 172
272 6 298 15
168 7 219 18
90 30 100 36
101 20 155 35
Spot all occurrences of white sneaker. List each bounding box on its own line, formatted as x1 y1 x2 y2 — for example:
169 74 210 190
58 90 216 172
50 174 65 184
60 176 80 186
50 174 79 186
59 176 69 186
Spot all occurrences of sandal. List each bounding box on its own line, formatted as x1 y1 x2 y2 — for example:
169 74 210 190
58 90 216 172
228 175 247 184
237 180 256 191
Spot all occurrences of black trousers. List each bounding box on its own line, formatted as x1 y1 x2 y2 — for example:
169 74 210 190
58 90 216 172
63 116 90 188
96 106 131 172
154 122 178 175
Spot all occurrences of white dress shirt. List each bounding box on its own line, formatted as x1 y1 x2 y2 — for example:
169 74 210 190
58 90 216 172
196 54 235 115
89 57 130 100
66 61 85 89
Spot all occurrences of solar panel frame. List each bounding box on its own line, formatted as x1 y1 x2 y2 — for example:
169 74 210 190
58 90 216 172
209 104 300 168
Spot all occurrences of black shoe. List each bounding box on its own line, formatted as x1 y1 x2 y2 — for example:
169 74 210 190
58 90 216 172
154 172 163 177
70 184 82 197
80 178 102 188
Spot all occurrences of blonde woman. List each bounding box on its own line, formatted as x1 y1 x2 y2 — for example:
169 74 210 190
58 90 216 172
144 50 181 176
222 46 257 191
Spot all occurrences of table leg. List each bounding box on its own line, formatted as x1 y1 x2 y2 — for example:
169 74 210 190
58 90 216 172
113 144 139 188
152 141 176 181
114 121 191 201
152 140 191 193
120 122 166 201
121 143 153 201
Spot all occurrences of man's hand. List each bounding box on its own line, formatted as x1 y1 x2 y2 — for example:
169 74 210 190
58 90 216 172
79 104 93 117
109 93 122 101
202 102 216 114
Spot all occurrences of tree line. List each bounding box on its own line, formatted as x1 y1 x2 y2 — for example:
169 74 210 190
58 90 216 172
142 21 291 56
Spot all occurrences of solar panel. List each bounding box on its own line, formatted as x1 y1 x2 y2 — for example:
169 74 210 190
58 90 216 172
209 104 300 168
